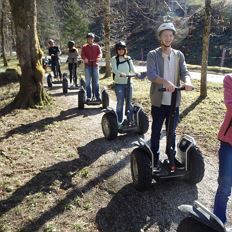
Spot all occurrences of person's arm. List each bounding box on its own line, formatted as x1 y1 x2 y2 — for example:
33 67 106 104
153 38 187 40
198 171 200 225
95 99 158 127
96 45 102 61
224 75 232 112
179 51 193 91
81 46 88 63
146 51 175 92
128 58 137 74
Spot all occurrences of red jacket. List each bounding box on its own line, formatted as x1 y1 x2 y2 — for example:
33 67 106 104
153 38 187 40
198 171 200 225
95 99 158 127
218 75 232 146
81 43 102 67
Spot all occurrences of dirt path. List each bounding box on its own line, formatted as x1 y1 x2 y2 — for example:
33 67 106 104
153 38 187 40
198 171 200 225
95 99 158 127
0 80 231 232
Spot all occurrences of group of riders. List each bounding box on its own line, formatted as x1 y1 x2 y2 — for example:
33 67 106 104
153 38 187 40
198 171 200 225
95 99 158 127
46 22 232 227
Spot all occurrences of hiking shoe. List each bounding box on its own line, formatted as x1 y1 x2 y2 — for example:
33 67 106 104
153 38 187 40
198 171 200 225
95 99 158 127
174 158 185 169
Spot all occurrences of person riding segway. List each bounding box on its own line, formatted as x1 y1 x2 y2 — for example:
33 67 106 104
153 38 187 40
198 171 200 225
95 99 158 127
130 22 205 190
62 40 80 94
101 41 149 140
78 32 109 109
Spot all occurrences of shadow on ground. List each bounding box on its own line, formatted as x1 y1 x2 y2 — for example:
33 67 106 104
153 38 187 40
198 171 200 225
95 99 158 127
0 107 102 141
96 182 198 232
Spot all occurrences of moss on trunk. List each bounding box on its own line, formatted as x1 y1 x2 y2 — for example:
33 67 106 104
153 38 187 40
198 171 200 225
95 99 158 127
9 0 50 109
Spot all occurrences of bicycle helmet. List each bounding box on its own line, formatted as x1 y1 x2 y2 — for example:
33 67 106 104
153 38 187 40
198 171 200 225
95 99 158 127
86 32 95 38
157 22 176 36
48 39 54 45
68 40 75 48
115 41 126 50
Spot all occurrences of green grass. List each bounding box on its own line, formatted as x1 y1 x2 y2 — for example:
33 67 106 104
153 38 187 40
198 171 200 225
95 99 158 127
100 76 224 154
187 64 232 73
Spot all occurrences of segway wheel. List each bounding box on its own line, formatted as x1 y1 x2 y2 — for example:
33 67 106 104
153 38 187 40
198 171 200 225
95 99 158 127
47 74 53 88
101 112 118 140
186 146 205 184
102 89 109 109
177 217 217 232
78 88 85 109
137 110 149 135
62 78 69 94
80 78 86 89
130 148 152 191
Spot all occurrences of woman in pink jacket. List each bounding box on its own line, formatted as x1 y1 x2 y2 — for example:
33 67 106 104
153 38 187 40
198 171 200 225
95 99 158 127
214 74 232 224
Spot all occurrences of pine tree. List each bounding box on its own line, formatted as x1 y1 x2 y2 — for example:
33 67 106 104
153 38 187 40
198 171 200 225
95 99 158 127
61 0 89 47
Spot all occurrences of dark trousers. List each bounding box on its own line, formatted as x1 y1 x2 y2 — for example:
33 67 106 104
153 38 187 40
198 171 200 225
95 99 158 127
51 60 62 78
68 63 77 84
150 105 179 163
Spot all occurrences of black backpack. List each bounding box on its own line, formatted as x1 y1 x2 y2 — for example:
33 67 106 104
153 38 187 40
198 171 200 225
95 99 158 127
112 56 131 80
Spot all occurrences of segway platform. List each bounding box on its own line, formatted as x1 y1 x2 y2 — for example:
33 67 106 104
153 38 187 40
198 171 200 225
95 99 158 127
178 201 227 232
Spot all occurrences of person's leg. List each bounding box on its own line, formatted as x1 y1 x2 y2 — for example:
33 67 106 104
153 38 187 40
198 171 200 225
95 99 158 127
150 105 166 164
115 84 125 124
57 61 62 79
85 66 92 99
165 106 179 154
92 66 100 100
51 61 56 78
125 85 133 122
213 142 232 224
68 63 73 84
74 63 77 86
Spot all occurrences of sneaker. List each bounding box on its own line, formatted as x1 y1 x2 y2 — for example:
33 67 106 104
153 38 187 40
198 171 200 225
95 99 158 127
174 158 185 169
154 163 161 173
86 98 91 103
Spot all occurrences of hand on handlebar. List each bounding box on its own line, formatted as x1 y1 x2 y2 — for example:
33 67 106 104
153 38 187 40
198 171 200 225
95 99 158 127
120 73 127 77
184 83 194 91
163 81 176 92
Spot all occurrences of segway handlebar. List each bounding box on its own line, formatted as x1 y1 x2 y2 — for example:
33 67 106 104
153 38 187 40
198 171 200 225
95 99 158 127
125 72 147 80
158 86 194 92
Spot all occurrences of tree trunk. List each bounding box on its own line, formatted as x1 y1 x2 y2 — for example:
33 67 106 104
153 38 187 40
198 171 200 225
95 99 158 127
9 0 50 108
1 0 8 67
103 0 111 78
200 0 211 98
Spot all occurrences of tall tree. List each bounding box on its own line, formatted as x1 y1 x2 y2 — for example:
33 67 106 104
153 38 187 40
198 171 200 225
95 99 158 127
103 0 111 77
61 0 89 46
1 0 9 66
200 0 212 97
9 0 50 108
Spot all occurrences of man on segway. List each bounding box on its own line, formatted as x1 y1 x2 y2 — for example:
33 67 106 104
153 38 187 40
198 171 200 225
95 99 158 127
147 22 193 172
81 33 102 102
48 39 62 79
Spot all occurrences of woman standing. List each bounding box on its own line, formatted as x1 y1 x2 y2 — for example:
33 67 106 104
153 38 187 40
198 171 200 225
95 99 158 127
111 41 138 127
214 74 232 225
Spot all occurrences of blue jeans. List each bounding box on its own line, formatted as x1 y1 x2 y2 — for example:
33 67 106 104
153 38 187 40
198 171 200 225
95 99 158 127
214 142 232 224
85 66 100 99
150 105 179 163
115 84 133 123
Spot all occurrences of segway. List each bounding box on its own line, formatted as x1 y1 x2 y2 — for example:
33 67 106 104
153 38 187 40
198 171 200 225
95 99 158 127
177 201 231 232
78 61 109 109
101 72 149 140
130 86 205 191
62 58 81 94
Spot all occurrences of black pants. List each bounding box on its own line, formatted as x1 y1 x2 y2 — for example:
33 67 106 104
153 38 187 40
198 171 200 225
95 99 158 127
68 63 77 84
51 60 62 78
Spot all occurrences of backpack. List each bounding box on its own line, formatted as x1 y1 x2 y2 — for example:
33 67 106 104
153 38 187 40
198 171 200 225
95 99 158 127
112 56 131 80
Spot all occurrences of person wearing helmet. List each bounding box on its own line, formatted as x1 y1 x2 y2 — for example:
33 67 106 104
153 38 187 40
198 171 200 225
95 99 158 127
146 22 193 172
48 39 62 79
81 32 102 101
66 40 79 87
111 41 138 126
